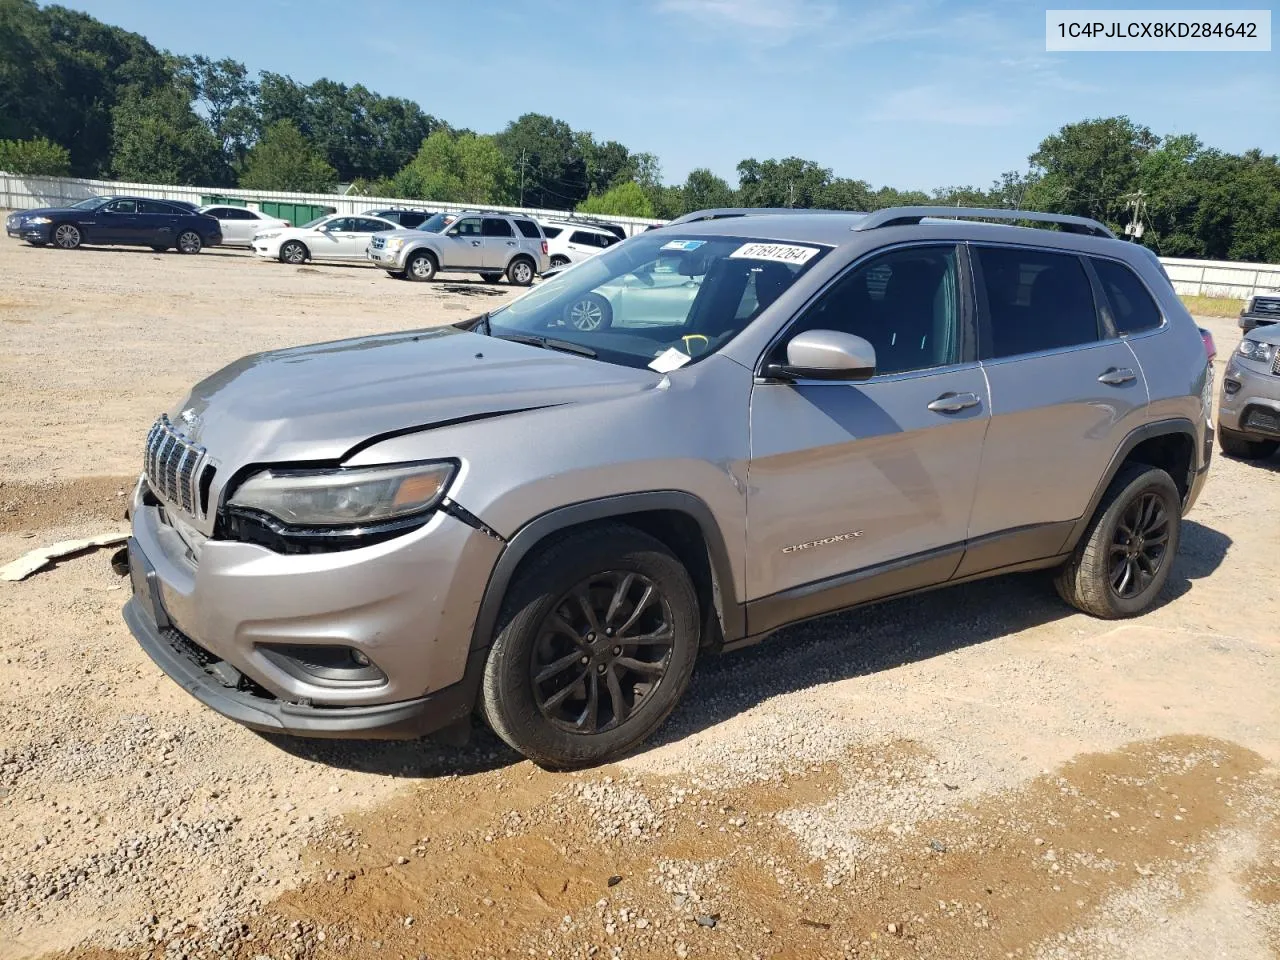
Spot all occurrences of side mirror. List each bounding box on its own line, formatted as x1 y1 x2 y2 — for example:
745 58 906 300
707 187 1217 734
767 329 876 381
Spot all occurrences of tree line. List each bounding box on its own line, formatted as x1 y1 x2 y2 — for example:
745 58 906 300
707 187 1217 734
1 0 1277 261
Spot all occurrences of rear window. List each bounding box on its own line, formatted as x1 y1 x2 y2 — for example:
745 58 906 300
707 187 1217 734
542 226 563 239
482 217 514 238
1092 257 1163 335
975 246 1100 358
514 218 542 238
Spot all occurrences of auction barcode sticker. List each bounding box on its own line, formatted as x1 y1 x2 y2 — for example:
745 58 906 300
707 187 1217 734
729 242 821 265
1046 9 1270 50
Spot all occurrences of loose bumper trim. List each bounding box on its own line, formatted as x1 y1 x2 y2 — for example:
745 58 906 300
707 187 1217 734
124 594 483 740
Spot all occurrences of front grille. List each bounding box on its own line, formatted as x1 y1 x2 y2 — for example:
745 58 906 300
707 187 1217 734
1273 352 1280 376
144 414 209 517
1244 406 1280 436
370 236 385 250
1253 297 1280 315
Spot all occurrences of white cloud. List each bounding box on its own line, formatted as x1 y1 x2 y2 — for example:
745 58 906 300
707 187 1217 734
865 83 1020 126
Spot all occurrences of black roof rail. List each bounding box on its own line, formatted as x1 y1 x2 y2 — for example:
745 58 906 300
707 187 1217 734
853 206 1116 239
668 207 855 225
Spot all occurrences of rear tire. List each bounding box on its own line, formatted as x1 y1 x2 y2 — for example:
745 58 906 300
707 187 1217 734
550 254 570 268
1054 463 1181 619
405 250 437 282
176 231 202 254
1218 426 1279 460
279 240 308 265
481 525 700 770
53 223 81 250
506 256 535 287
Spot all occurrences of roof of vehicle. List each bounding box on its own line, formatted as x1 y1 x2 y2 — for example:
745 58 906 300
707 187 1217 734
542 219 616 233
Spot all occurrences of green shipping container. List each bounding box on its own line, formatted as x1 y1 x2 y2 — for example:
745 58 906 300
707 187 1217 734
200 194 249 207
258 202 336 226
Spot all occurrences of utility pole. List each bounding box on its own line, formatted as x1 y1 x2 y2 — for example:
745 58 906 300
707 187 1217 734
518 150 528 207
1123 190 1147 242
787 181 795 208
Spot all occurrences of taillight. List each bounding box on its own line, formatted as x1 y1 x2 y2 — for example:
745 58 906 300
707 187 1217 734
1199 327 1216 362
541 240 548 255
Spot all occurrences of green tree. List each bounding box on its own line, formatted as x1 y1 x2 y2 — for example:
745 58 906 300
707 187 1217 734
239 119 337 192
110 84 226 185
0 136 70 175
681 168 735 211
178 55 258 169
1027 116 1158 226
736 157 832 208
496 113 587 208
577 180 655 218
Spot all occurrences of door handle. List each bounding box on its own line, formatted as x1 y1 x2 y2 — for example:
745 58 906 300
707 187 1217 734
471 240 481 246
506 240 516 245
1097 367 1136 385
927 392 981 414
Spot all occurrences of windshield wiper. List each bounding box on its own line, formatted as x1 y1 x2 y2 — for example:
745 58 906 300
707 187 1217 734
497 333 597 358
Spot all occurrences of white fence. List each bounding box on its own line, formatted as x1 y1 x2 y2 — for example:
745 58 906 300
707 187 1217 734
1160 256 1280 300
4 172 1279 295
0 172 665 237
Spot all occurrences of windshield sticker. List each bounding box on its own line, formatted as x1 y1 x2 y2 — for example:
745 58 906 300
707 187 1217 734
648 347 692 373
729 242 820 265
661 239 706 251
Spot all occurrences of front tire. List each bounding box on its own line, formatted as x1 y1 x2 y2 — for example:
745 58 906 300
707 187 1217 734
564 292 612 331
405 250 437 282
1054 463 1182 619
176 231 202 254
279 240 308 265
480 272 503 284
1218 426 1279 460
481 525 700 769
53 223 81 250
506 256 535 287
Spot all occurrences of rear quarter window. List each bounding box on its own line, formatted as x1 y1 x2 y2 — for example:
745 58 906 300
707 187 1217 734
542 226 562 239
514 219 542 238
1092 257 1163 334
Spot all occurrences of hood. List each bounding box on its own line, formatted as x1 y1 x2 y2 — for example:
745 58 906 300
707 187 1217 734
169 326 656 468
375 227 434 239
10 205 92 219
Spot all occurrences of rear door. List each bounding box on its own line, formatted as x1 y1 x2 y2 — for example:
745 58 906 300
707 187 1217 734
481 217 518 269
346 217 391 257
746 243 989 621
964 243 1148 563
440 216 485 268
213 207 256 245
137 199 180 247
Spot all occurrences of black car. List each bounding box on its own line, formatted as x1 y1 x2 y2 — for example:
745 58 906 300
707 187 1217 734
5 196 223 253
366 208 436 229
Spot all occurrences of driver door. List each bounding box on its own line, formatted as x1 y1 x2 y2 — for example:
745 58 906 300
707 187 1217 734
745 243 989 627
440 217 486 269
98 199 140 242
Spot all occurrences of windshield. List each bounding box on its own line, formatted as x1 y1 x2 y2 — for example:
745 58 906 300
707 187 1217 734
488 233 828 371
70 197 105 210
299 215 330 229
418 212 456 233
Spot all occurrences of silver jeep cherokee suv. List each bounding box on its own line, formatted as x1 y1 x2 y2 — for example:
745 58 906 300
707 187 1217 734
1219 323 1280 460
123 206 1213 769
368 210 548 285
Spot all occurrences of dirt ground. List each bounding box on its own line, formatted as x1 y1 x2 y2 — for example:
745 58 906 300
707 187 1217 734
0 236 1277 960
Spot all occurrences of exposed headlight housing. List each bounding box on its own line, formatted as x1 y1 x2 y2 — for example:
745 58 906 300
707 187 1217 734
223 461 457 552
1237 339 1276 364
26 216 52 224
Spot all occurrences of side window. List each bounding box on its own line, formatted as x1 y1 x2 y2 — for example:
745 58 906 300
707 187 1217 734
975 246 1099 358
105 199 136 214
324 217 351 232
453 218 482 236
791 245 961 375
138 200 174 215
569 230 597 245
482 217 514 238
514 218 542 238
230 208 257 220
1092 257 1162 335
353 218 388 232
542 226 562 239
204 207 228 218
599 234 619 247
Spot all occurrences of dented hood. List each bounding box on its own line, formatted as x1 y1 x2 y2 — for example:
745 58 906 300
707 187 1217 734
168 326 655 467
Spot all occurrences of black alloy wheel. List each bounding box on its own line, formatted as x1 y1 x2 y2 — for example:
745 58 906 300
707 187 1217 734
530 571 674 734
1108 491 1170 599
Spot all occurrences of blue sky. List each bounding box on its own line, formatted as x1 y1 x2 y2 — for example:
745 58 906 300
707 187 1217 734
70 0 1278 190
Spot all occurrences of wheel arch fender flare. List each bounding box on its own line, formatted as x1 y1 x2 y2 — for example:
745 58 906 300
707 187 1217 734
1063 417 1200 552
467 491 744 655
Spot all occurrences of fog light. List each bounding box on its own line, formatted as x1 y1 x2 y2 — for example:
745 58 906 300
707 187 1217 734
351 650 371 667
1224 379 1241 396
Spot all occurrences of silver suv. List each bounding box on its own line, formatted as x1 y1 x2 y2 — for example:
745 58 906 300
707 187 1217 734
368 211 549 285
1219 323 1280 460
123 206 1213 769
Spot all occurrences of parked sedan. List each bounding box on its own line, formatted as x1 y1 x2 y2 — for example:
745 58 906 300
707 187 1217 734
197 205 290 247
252 213 399 264
6 196 222 253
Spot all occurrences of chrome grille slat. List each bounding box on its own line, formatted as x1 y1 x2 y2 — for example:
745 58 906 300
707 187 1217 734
143 414 208 519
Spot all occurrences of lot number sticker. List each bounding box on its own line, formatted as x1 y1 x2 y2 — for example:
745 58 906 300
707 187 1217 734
730 242 820 265
648 347 692 373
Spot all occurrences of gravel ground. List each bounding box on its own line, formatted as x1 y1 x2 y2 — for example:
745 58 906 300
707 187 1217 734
0 236 1277 960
